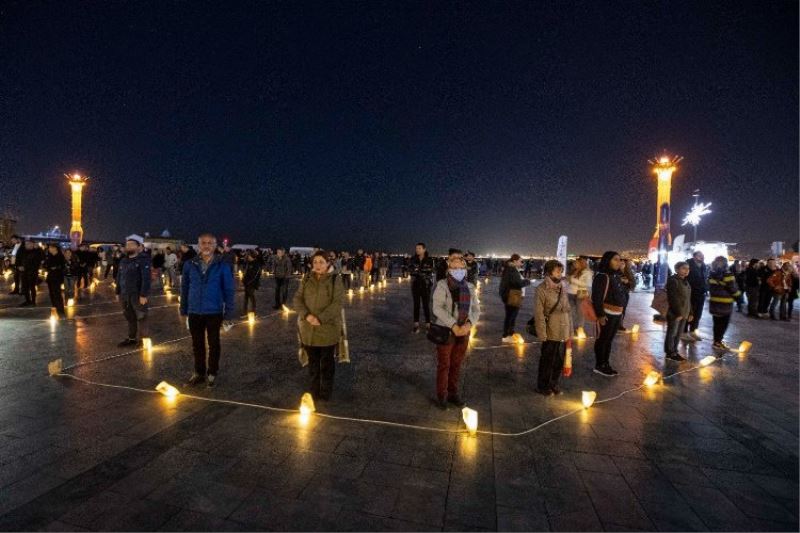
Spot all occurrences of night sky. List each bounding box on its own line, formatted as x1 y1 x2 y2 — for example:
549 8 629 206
1 0 797 255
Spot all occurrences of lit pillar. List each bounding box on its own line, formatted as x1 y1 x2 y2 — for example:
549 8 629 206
647 155 681 290
66 173 88 248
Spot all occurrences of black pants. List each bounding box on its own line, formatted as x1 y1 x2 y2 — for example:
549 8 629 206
686 293 704 332
47 280 65 317
664 315 687 355
341 273 351 290
758 286 772 314
21 272 37 304
243 286 256 314
189 313 223 376
274 277 289 307
306 344 336 400
537 341 565 391
746 287 760 316
411 281 431 323
12 266 22 293
121 294 147 339
104 262 117 279
789 294 797 318
594 314 621 368
503 304 520 337
712 314 730 343
80 267 93 288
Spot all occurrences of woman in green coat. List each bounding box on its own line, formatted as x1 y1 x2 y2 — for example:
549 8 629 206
294 250 344 401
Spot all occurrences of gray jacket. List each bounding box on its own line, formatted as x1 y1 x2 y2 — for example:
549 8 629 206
666 274 692 317
273 255 293 278
432 279 480 329
534 279 572 341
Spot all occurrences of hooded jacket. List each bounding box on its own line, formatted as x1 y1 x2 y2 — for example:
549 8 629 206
180 254 235 320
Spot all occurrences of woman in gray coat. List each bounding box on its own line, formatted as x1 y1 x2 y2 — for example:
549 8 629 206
533 260 572 395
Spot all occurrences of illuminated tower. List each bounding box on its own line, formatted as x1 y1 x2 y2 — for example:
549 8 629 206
66 173 89 248
647 154 682 290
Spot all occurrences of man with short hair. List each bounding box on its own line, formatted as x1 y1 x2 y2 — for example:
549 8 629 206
116 235 151 347
181 233 235 388
273 247 293 309
8 235 24 295
409 242 435 333
465 251 479 285
665 262 692 361
682 251 708 341
19 240 43 306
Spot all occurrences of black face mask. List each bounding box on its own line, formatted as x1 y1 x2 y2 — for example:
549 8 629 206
127 251 136 257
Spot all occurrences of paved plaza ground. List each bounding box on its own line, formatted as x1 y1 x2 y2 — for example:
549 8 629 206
0 273 797 532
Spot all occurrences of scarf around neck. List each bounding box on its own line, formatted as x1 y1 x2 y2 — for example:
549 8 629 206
446 275 471 325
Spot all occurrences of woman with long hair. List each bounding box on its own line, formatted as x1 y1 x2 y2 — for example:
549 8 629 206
567 256 592 335
591 251 628 376
44 243 66 319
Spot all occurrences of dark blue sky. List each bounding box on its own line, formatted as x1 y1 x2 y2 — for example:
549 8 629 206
1 0 797 254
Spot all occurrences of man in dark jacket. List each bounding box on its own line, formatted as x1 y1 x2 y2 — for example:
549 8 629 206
19 240 44 306
744 259 761 317
116 235 151 347
8 235 24 295
242 250 261 315
683 251 708 341
409 242 435 332
757 258 778 317
181 233 235 388
272 247 293 309
465 251 480 285
499 254 531 342
665 262 692 361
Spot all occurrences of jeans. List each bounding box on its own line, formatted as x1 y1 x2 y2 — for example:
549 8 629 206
594 314 621 368
121 293 147 340
189 313 223 376
712 314 730 343
436 335 468 400
47 280 65 317
65 277 77 300
538 340 565 391
769 294 787 319
503 304 520 337
411 280 431 323
686 293 704 332
306 344 336 400
664 315 687 355
274 277 290 307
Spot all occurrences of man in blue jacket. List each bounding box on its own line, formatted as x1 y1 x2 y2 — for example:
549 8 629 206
116 234 151 347
180 232 235 388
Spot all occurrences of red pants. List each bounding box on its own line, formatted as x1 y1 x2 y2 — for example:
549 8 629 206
436 336 469 400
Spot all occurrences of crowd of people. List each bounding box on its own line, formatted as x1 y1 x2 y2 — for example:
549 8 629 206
2 233 798 405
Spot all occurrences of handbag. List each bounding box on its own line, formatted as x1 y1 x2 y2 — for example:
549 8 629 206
507 288 523 308
650 289 669 317
528 286 563 336
427 323 452 345
582 275 610 322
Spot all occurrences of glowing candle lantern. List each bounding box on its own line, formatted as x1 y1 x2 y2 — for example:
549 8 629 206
581 391 597 408
512 333 525 345
142 337 153 352
48 358 63 376
461 407 478 436
643 371 660 387
359 286 365 293
738 341 752 354
575 327 587 340
631 324 640 334
67 298 74 307
348 288 354 296
50 308 58 323
299 392 316 415
282 305 291 314
155 381 179 398
699 355 716 366
247 311 256 325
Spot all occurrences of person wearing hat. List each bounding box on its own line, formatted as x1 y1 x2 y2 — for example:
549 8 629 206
116 234 151 347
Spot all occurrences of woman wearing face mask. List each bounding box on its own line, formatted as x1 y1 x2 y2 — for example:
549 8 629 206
499 253 531 343
431 250 480 410
591 251 628 377
294 250 344 401
534 260 572 395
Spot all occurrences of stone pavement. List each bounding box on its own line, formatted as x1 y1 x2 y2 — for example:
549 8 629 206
0 273 797 531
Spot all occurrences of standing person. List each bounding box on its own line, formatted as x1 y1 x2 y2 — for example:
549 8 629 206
273 247 293 309
19 240 43 307
378 252 389 281
353 249 366 288
788 262 799 320
181 233 236 388
683 251 709 342
363 253 374 288
533 260 571 395
733 260 747 312
340 251 353 290
151 249 166 291
465 252 479 285
744 259 761 318
641 261 652 290
43 243 67 319
767 262 791 321
431 250 480 410
708 256 740 351
567 256 593 335
294 250 344 401
76 244 89 289
63 248 80 302
757 258 778 317
664 262 692 361
499 254 531 343
164 246 178 288
242 250 261 315
8 235 24 295
116 235 151 347
409 242 434 333
591 251 627 376
618 259 636 331
104 245 119 279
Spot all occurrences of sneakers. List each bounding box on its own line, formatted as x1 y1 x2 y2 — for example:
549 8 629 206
117 338 137 347
501 336 515 344
186 373 205 386
447 395 466 408
206 374 216 388
680 333 696 342
412 323 420 334
690 331 703 341
666 353 687 361
593 366 616 377
712 342 731 352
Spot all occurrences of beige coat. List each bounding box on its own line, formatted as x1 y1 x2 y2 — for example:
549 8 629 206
294 272 344 347
534 278 572 341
